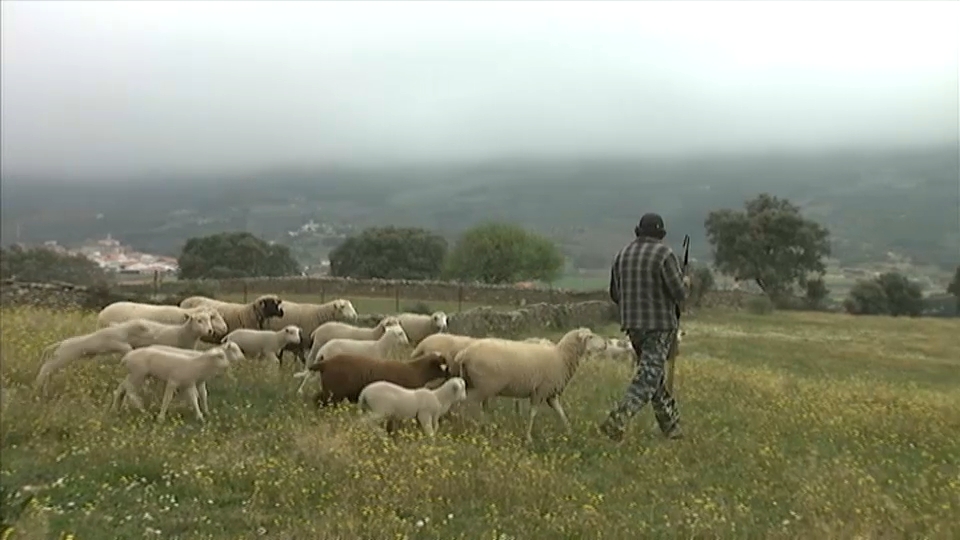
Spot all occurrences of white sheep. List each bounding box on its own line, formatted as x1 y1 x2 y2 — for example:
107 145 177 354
395 311 448 346
97 302 228 337
294 324 410 396
110 342 239 423
34 319 155 395
306 315 402 365
122 342 247 411
522 337 555 346
358 376 468 437
452 327 607 443
125 312 216 350
221 325 302 364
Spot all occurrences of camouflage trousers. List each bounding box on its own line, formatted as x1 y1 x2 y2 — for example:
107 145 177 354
604 329 680 435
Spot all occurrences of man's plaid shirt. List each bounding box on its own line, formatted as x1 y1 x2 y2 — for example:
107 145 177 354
609 236 688 331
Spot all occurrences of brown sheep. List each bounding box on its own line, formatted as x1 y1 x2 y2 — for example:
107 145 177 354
308 352 451 408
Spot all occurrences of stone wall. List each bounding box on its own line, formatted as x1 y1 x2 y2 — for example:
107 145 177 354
112 275 753 310
0 280 94 311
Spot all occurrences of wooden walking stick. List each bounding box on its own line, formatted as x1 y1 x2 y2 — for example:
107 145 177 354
665 234 690 394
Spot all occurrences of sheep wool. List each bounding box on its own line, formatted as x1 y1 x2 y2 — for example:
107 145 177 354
453 327 607 443
410 333 477 363
396 311 449 346
34 319 155 396
126 313 216 350
358 377 468 437
263 299 358 365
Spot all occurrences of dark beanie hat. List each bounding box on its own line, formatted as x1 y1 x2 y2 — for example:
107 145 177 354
636 213 666 238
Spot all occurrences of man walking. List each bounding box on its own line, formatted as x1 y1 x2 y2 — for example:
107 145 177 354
600 212 689 442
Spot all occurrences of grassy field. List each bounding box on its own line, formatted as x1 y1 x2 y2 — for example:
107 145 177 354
1 307 958 539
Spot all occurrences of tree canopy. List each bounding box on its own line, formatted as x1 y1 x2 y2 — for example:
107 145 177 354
177 232 301 280
444 222 565 284
328 226 447 280
705 193 831 299
0 245 109 286
844 271 923 317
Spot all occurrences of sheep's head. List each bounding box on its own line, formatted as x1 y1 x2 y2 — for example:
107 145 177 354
282 325 302 345
201 309 228 337
220 341 246 363
445 376 468 402
188 312 216 338
415 352 450 380
208 348 231 369
568 327 607 353
255 295 284 319
430 311 448 333
379 316 401 329
384 324 409 345
331 299 358 321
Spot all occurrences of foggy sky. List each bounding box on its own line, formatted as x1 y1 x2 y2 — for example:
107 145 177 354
1 0 958 181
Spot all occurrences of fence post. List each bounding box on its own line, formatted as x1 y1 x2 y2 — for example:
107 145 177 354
152 270 159 297
394 285 400 312
457 284 463 313
243 281 248 303
320 284 325 304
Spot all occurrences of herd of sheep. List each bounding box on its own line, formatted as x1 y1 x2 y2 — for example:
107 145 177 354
30 294 674 442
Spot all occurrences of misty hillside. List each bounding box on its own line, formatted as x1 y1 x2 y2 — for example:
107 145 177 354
1 146 957 272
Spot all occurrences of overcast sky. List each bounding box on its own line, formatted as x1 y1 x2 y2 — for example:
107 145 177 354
1 1 957 181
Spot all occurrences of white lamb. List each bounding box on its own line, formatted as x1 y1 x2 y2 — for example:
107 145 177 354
221 325 302 364
306 316 402 365
294 324 410 396
452 327 607 443
358 376 468 437
395 311 448 346
110 342 239 423
97 302 228 337
34 319 155 396
124 312 216 350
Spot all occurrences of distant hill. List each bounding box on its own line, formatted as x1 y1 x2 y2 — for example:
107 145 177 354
2 146 957 276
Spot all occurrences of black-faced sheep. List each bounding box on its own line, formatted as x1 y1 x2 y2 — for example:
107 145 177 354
179 295 285 333
396 311 448 346
262 299 359 366
221 325 302 365
358 376 468 437
34 319 155 396
306 351 450 408
452 327 607 443
110 342 240 423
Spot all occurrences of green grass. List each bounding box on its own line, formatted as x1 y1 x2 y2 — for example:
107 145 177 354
218 293 513 314
2 307 959 539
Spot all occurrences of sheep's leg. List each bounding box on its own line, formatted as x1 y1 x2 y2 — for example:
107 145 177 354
34 350 73 395
546 395 572 433
197 382 210 415
417 411 436 438
184 385 205 422
123 376 147 412
525 404 539 444
110 380 127 412
157 382 178 423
